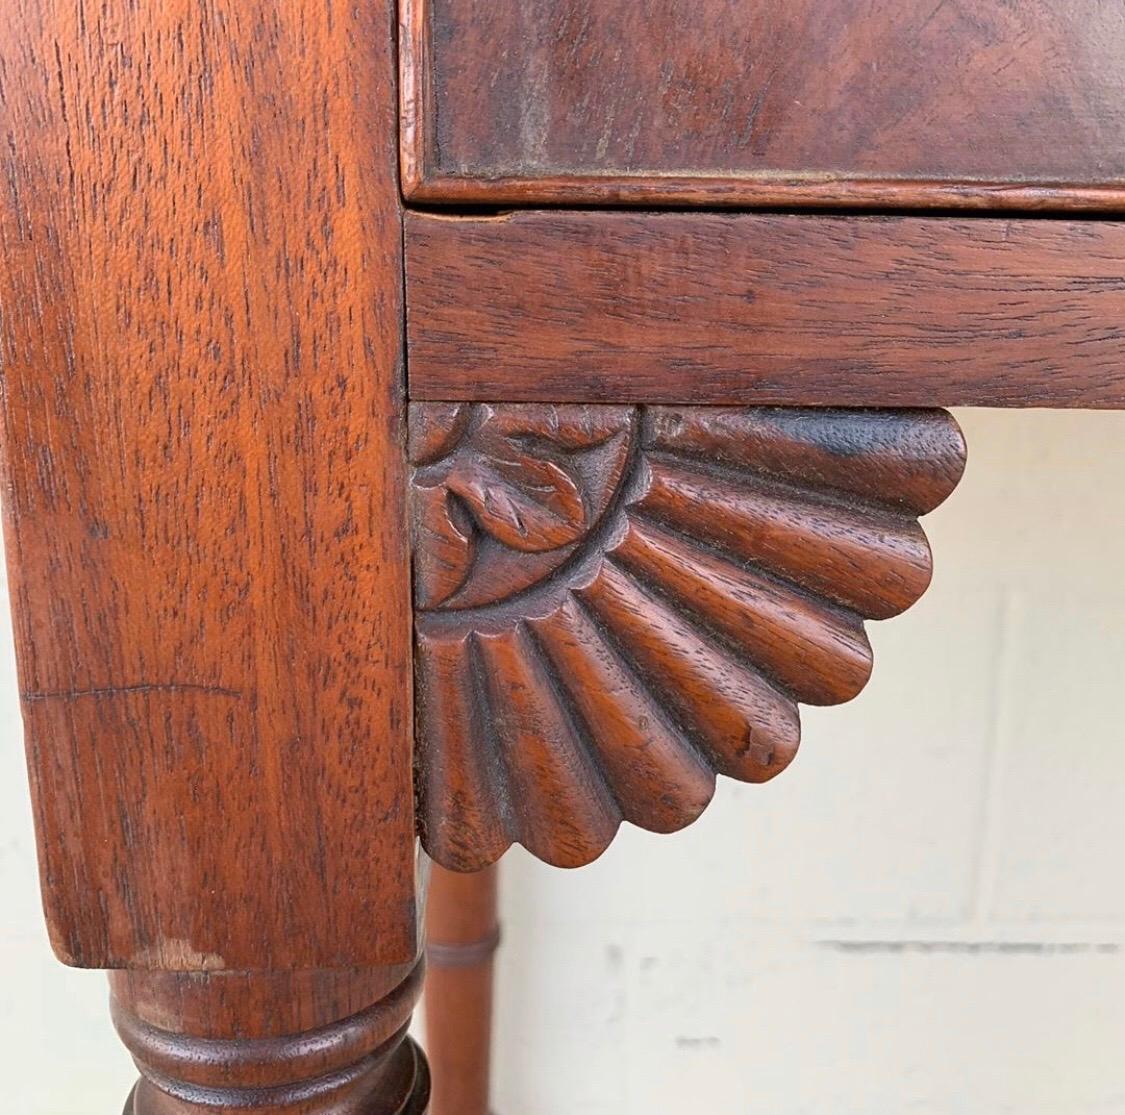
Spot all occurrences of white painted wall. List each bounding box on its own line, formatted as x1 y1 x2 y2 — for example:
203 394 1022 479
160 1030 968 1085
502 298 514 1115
4 409 1125 1113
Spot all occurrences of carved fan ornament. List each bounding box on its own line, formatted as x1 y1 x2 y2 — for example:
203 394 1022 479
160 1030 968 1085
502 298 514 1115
411 404 966 871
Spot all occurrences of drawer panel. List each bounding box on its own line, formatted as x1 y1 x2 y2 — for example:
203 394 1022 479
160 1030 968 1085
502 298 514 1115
402 0 1125 210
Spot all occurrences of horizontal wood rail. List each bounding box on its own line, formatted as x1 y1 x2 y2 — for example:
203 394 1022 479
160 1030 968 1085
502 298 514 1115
406 212 1125 408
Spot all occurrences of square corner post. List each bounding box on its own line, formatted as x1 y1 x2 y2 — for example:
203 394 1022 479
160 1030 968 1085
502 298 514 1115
0 2 428 1111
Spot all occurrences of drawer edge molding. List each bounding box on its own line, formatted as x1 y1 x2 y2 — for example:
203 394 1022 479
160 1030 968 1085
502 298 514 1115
404 171 1125 215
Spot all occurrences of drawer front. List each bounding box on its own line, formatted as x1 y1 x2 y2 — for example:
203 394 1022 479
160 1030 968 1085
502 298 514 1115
402 0 1125 210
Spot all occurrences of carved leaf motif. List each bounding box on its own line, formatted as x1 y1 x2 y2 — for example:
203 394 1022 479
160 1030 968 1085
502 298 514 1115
411 404 967 871
413 486 475 610
408 402 472 466
445 451 587 553
409 403 633 610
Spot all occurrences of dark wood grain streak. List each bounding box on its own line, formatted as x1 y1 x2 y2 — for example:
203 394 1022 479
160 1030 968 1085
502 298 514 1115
411 404 966 871
402 0 1125 212
0 0 417 969
406 212 1125 408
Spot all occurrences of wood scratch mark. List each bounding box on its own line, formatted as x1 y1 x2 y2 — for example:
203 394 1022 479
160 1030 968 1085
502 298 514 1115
21 682 243 703
918 0 950 37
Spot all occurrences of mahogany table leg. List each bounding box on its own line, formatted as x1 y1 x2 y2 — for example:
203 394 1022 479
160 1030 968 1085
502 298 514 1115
424 865 500 1115
111 963 430 1114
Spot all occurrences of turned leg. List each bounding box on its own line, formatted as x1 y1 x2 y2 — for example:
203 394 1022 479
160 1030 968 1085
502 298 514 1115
111 963 430 1115
424 865 500 1115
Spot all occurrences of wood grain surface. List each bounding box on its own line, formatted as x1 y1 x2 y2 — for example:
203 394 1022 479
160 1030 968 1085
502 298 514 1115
407 211 1125 407
0 0 418 969
411 404 966 871
402 0 1125 211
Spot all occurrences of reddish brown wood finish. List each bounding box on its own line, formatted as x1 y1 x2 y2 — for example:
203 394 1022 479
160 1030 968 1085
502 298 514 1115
4 0 1119 1104
111 963 430 1114
411 404 966 871
402 0 1125 211
406 212 1125 408
424 865 499 1115
0 1 417 969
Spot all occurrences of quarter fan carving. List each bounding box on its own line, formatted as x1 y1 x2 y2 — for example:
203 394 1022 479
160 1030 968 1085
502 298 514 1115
411 403 966 871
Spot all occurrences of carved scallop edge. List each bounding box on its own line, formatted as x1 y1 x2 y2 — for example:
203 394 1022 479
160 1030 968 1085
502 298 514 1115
411 405 967 872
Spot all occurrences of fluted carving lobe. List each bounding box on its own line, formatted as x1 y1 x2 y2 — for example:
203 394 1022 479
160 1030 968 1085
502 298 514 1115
411 404 966 871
